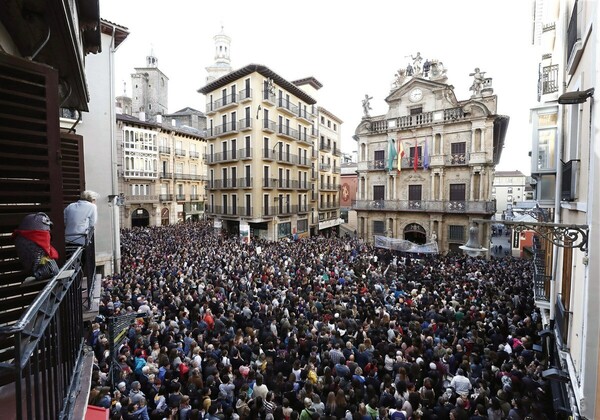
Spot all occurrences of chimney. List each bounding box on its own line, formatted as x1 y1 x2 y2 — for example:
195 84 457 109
139 111 146 121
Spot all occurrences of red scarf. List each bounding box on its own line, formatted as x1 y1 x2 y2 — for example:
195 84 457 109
12 229 59 259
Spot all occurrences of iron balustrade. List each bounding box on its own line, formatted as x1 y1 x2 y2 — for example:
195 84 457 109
352 199 495 213
65 227 96 310
239 88 252 101
239 118 252 131
319 183 339 191
542 64 559 95
207 92 238 112
206 206 253 217
319 143 332 152
262 119 277 132
159 194 174 201
176 195 186 201
214 121 238 136
0 249 85 420
189 150 200 159
158 146 171 154
319 163 332 171
277 98 299 115
262 90 276 104
174 149 186 157
532 236 551 302
159 172 172 179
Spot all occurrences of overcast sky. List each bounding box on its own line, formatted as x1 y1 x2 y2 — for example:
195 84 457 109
101 0 537 175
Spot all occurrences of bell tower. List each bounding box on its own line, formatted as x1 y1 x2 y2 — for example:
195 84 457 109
205 26 232 83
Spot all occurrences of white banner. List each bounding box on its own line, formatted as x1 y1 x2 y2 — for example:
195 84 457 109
374 235 439 254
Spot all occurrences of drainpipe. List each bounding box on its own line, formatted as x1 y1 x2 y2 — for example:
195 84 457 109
109 26 121 274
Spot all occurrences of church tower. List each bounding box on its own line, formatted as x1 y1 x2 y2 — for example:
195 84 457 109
205 27 232 83
131 49 169 120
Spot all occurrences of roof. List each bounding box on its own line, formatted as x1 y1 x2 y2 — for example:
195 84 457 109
198 63 316 104
495 170 525 177
100 19 129 49
165 107 205 117
318 106 343 124
291 77 323 90
117 113 205 139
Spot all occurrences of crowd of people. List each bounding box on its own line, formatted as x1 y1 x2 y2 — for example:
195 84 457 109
88 222 551 420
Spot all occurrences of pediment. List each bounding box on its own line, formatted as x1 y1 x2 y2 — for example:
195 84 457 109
385 77 450 103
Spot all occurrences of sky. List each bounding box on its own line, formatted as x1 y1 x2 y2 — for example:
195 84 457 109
101 0 537 175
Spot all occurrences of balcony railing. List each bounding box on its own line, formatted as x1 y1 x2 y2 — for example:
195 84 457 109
159 172 172 179
239 118 252 131
207 92 238 113
277 98 299 115
175 149 186 157
319 163 331 171
65 228 96 310
206 205 253 217
319 143 332 152
124 194 160 203
333 148 342 157
159 146 171 154
159 194 174 201
262 119 277 132
352 199 495 214
542 64 559 96
176 194 186 201
174 173 205 181
239 88 252 102
189 150 200 159
532 236 551 303
319 183 339 191
0 249 85 419
207 178 253 189
214 121 239 137
320 201 339 210
367 107 466 133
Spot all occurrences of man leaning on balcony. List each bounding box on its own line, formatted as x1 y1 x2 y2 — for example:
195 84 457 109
64 190 98 246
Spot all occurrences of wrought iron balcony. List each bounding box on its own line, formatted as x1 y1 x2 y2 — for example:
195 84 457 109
159 146 171 154
124 194 159 203
206 92 239 113
532 236 551 303
159 194 174 201
189 150 200 159
0 249 85 419
277 98 299 116
174 148 186 157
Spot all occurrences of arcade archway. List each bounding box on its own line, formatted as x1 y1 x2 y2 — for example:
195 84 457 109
131 208 150 227
404 223 426 244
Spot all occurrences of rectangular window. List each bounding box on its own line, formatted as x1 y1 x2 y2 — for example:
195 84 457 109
448 225 465 242
451 142 466 154
408 185 422 200
297 219 308 233
231 194 237 215
373 185 385 201
245 194 252 216
373 220 385 234
449 184 466 201
410 107 422 115
374 150 385 169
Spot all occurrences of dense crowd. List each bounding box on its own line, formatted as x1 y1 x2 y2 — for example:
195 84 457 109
88 222 551 420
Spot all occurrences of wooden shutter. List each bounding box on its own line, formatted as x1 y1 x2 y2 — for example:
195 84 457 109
0 53 64 321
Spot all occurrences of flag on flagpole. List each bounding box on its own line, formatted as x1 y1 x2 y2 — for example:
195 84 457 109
397 140 405 172
423 138 430 169
413 138 418 172
387 138 397 172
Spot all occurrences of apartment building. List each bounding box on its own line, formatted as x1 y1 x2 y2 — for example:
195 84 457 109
198 64 318 241
492 170 529 218
529 1 598 418
315 106 343 236
353 59 508 253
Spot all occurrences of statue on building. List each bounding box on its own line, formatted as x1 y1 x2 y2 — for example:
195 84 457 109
362 94 373 118
422 59 431 77
409 52 423 76
429 60 447 80
406 63 413 76
469 67 486 97
392 68 407 89
267 78 276 96
431 231 438 244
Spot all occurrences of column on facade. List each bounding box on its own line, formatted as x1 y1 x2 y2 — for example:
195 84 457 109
469 170 475 201
438 169 444 200
430 171 435 201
